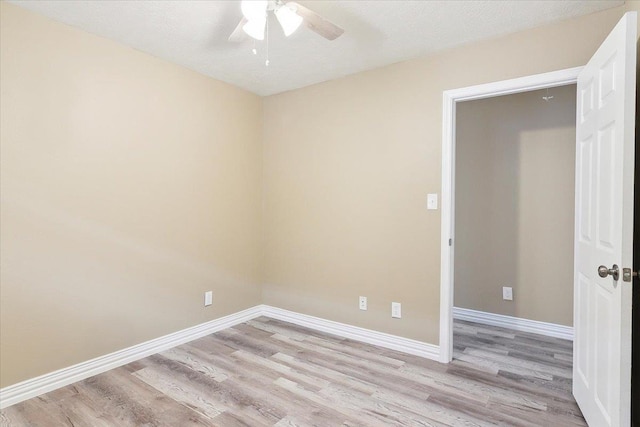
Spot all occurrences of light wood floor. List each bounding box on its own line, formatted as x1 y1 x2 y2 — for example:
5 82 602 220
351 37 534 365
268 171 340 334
1 317 585 426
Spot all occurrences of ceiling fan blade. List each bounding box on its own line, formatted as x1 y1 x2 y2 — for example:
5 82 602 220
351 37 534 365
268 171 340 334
287 2 344 40
228 17 248 42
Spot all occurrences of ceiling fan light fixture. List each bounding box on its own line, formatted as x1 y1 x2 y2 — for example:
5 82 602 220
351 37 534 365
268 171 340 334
241 0 268 21
275 4 303 37
242 17 266 40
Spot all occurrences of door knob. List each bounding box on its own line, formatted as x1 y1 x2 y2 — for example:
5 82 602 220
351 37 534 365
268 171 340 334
598 264 619 281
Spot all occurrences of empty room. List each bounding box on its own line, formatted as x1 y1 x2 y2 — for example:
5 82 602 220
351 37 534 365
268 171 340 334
0 1 638 426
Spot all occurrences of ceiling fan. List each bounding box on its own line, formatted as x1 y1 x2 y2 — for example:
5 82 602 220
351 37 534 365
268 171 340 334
228 0 344 42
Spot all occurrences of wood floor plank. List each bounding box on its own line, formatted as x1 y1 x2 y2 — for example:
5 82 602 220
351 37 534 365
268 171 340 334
399 363 548 411
160 347 230 382
317 383 440 427
232 349 330 391
460 347 572 378
267 340 436 403
271 352 379 395
76 368 213 426
138 353 285 426
197 345 362 426
1 318 585 426
133 366 228 420
303 335 406 368
446 363 578 409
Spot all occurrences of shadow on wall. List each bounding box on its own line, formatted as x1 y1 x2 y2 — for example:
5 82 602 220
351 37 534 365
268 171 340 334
453 84 577 327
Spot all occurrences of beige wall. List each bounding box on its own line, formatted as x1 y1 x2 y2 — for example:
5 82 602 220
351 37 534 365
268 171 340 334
454 86 576 326
0 3 263 387
263 3 639 344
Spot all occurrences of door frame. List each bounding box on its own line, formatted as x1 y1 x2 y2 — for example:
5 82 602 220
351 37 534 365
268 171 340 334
438 66 584 363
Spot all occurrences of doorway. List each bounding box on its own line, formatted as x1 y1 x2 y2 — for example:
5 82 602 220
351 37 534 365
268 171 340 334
454 84 576 333
450 84 579 412
438 67 582 363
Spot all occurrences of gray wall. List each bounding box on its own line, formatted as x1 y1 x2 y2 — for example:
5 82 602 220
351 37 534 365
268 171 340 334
454 85 576 326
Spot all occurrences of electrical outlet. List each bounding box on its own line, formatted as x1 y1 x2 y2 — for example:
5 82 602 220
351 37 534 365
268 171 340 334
502 287 513 301
204 291 213 306
391 302 402 318
359 296 367 310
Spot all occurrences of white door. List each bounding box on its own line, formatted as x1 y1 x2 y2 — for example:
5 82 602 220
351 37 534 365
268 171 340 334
573 12 637 427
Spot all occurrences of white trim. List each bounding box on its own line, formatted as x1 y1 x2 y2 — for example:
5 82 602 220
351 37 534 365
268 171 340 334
262 305 440 360
1 304 440 409
439 66 583 363
0 306 264 409
453 307 574 341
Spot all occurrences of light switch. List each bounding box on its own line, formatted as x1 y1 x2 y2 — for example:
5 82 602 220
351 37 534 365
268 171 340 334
427 193 438 210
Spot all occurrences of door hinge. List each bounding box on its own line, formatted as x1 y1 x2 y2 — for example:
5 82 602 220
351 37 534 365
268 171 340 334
622 267 638 282
449 238 452 246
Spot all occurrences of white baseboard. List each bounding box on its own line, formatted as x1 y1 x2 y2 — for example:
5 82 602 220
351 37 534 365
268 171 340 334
261 305 440 361
453 307 573 341
0 306 263 409
1 304 440 409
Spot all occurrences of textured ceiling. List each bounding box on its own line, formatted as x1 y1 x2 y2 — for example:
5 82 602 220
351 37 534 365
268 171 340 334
8 1 623 96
